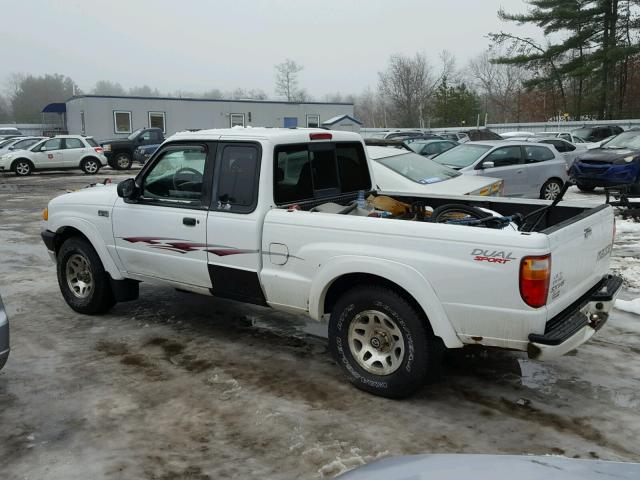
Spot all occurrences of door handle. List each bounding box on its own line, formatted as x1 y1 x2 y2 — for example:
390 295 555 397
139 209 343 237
183 217 197 226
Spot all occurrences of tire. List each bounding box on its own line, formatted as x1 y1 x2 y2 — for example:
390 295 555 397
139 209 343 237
329 285 434 398
13 159 33 176
540 178 563 200
577 183 596 192
113 153 132 170
430 204 492 223
57 237 115 314
81 158 101 175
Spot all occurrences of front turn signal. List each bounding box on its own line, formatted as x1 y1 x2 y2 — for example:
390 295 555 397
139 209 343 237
42 207 48 221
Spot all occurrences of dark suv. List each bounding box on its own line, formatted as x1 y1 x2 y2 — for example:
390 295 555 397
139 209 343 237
571 125 624 143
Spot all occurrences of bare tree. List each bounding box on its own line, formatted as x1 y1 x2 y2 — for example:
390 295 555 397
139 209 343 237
378 53 436 127
468 50 528 123
275 59 304 101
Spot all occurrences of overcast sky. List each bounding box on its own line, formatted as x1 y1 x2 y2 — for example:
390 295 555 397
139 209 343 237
1 0 541 98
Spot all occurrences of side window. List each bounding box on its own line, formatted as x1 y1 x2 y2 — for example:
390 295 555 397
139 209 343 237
142 146 207 204
216 144 260 213
140 131 153 142
152 131 163 143
524 145 555 163
41 138 63 151
64 138 85 149
558 133 570 141
483 146 522 167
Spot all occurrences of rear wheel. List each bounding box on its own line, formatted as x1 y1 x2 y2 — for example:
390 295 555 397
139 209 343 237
329 285 434 398
81 158 100 174
577 183 596 192
13 159 33 176
540 178 563 200
57 237 115 314
113 153 132 170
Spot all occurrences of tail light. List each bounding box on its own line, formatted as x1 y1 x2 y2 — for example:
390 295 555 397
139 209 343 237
310 132 332 140
94 147 104 154
520 254 551 308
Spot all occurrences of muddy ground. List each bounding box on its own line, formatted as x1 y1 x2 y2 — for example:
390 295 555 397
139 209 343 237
1 171 639 479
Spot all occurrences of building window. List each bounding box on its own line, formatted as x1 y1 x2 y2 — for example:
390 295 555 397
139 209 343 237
230 113 245 127
306 115 320 128
113 111 132 134
148 111 166 133
80 111 85 135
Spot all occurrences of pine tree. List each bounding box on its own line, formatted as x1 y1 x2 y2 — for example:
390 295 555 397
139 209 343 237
490 0 640 119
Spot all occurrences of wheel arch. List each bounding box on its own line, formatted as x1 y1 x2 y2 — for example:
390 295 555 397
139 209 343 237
309 257 463 348
79 155 100 166
10 157 34 171
51 220 124 280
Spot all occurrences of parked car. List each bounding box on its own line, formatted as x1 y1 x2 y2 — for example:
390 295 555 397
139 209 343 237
528 137 588 168
0 293 9 371
431 141 568 199
338 454 640 480
501 131 536 138
133 143 160 165
438 132 470 142
534 131 587 144
405 139 458 158
41 127 620 399
0 136 46 156
0 127 23 140
100 127 164 170
572 125 624 143
569 129 640 191
367 145 503 196
0 135 107 176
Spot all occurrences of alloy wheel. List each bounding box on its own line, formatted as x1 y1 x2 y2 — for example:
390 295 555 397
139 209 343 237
16 162 30 175
544 181 562 200
347 309 405 375
66 253 94 299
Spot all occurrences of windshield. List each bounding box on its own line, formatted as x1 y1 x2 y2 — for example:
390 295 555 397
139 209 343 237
127 128 144 140
0 139 14 148
431 144 492 168
367 132 388 139
600 132 640 149
376 151 460 184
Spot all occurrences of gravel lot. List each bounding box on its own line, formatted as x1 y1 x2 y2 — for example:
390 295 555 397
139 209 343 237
1 171 639 479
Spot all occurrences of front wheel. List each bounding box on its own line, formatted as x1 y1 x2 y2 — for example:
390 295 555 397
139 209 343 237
329 285 434 398
81 158 101 174
540 179 563 200
13 159 33 176
113 153 132 170
57 237 115 314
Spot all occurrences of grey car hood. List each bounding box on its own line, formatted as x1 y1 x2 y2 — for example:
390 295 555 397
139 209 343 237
338 454 640 479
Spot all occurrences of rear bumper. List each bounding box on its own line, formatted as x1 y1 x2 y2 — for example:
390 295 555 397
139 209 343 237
527 274 622 360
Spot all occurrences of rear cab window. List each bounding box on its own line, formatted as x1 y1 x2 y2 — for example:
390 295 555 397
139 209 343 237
274 141 371 205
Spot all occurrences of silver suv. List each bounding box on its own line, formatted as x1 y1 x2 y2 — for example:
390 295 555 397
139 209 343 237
0 294 9 370
431 141 569 200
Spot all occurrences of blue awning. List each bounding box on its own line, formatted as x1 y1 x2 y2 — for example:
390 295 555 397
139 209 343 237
42 103 66 113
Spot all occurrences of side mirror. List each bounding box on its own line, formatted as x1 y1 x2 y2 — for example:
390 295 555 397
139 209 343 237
117 178 139 199
482 161 495 169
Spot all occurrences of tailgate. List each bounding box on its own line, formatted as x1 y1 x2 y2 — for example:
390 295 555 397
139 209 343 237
545 205 615 318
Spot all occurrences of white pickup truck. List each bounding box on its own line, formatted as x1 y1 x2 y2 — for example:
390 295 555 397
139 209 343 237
41 128 622 398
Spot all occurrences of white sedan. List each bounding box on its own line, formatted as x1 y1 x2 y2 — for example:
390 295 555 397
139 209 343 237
367 146 503 196
0 135 108 176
